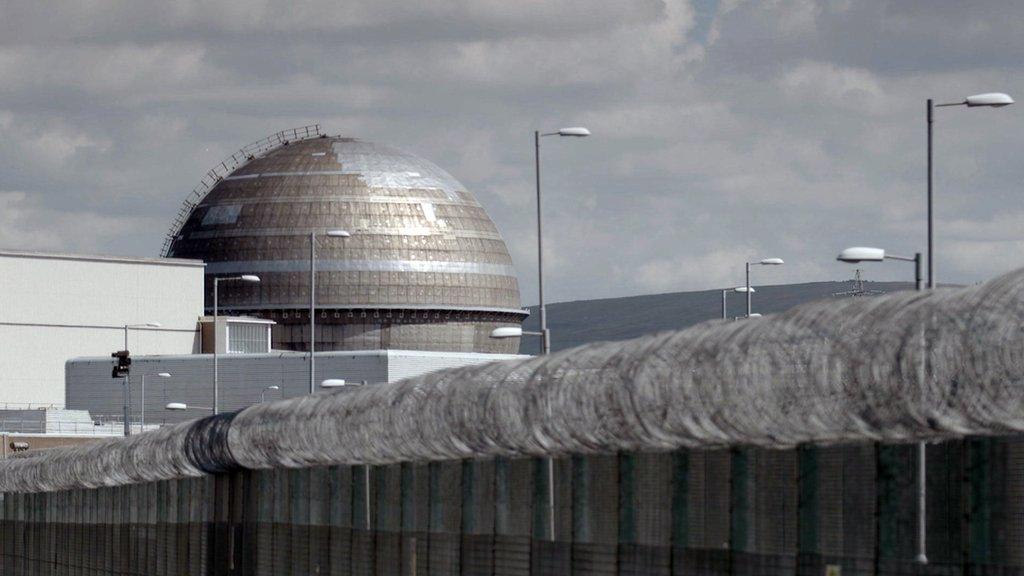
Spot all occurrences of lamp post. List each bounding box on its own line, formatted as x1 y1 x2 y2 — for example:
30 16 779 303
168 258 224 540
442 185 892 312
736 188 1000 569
317 391 370 532
310 230 351 395
320 379 352 389
122 322 161 436
534 127 590 356
212 275 261 414
491 324 557 542
745 258 784 317
927 92 1013 289
320 374 370 529
165 402 213 413
836 247 922 291
140 372 171 429
499 125 588 544
837 245 924 562
260 385 279 403
723 286 754 320
489 326 543 340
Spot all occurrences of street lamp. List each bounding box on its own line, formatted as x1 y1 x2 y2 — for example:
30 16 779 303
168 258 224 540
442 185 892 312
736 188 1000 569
165 402 213 412
518 125 589 545
534 126 590 356
212 275 261 414
927 92 1013 289
310 229 351 395
722 286 754 320
837 247 922 291
260 385 280 403
836 244 924 562
745 258 784 317
139 372 171 429
489 326 544 340
122 322 161 436
320 379 349 388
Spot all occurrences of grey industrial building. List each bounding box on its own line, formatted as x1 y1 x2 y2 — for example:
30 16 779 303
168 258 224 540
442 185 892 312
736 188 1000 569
66 349 522 425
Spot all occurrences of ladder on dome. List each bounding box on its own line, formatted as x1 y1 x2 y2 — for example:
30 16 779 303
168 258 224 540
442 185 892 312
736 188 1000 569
160 124 324 258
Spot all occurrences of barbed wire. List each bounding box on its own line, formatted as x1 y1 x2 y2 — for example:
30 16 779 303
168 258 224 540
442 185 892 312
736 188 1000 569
3 267 1024 493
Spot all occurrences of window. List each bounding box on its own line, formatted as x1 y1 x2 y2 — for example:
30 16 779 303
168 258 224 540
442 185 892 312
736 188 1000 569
228 322 269 353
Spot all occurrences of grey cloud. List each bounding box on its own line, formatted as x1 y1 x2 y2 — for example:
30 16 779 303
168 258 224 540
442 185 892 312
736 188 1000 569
0 0 1022 303
0 1 666 44
704 1 1024 77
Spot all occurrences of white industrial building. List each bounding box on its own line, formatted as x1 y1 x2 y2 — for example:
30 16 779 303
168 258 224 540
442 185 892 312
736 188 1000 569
0 250 205 406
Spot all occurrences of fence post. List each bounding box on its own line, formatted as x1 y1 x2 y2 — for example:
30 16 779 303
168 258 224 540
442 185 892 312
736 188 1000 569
961 439 972 576
873 442 881 576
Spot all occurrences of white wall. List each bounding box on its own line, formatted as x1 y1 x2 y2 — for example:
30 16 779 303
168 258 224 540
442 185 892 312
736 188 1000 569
384 350 525 382
0 250 204 405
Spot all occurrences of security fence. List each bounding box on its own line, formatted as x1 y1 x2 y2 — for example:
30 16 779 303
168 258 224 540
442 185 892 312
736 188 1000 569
3 436 1024 575
4 267 1024 574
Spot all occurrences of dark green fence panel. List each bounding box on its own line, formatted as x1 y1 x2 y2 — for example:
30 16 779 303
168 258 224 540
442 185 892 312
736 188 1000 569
376 464 402 576
462 459 496 576
570 454 617 576
877 443 918 575
7 437 1024 575
620 451 671 576
494 457 532 576
427 460 462 576
677 449 731 576
351 464 375 576
329 464 354 576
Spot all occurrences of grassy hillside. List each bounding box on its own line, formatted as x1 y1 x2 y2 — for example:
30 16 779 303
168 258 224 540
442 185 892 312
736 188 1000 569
519 280 917 354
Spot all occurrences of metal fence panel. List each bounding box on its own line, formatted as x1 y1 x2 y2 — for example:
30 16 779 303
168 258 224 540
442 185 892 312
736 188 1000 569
376 464 403 576
428 461 462 576
351 465 375 576
8 439 1024 575
877 443 917 575
494 457 532 576
462 459 496 576
571 454 617 576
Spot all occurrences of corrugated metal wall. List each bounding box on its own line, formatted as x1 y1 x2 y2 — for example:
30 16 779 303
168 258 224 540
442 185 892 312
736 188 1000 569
66 353 388 425
65 350 521 425
6 437 1024 575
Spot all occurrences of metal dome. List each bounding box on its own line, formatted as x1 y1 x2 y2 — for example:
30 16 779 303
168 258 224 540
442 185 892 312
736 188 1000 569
166 128 526 354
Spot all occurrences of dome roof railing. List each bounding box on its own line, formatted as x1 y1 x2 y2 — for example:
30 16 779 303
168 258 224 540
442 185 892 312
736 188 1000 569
161 124 324 257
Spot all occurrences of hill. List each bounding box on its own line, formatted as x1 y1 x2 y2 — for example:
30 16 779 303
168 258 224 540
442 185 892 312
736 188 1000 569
519 279 917 354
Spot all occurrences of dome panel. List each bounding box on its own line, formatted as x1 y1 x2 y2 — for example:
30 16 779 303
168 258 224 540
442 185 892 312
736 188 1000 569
167 135 525 354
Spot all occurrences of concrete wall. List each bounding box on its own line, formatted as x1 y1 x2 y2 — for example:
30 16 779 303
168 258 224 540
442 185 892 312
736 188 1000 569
65 350 523 426
0 250 204 405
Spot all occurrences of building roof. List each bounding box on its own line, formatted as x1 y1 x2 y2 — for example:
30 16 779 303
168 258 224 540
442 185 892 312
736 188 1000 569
199 315 276 325
0 249 204 268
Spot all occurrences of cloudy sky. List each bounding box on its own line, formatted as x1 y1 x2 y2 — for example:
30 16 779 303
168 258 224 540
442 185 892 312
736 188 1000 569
1 1 1021 304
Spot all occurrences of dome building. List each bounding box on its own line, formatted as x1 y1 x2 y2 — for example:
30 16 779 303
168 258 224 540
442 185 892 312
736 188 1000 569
165 128 526 354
